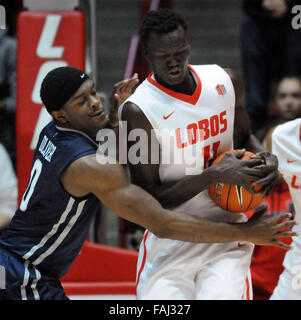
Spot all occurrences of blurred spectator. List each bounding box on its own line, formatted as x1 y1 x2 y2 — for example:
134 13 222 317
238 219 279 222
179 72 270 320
250 75 301 300
240 0 301 135
258 76 301 143
0 29 17 166
0 143 17 232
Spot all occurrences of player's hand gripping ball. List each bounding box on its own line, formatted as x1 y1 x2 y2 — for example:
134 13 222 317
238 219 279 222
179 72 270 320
208 150 266 213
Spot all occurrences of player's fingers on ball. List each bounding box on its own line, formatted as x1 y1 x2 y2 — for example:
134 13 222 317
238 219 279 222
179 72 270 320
250 154 264 160
245 168 266 178
233 149 246 158
253 164 272 173
252 174 274 186
243 159 264 167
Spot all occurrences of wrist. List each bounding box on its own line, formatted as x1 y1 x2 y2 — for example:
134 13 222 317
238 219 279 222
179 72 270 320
204 164 223 186
231 222 251 242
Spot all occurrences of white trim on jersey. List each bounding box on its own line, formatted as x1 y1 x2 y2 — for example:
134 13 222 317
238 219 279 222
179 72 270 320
20 198 87 299
56 125 99 147
20 261 42 300
32 268 41 300
21 261 30 300
22 197 75 261
32 199 87 266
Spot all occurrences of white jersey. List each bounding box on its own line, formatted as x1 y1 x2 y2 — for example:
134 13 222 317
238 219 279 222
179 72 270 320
120 64 246 224
272 118 301 240
270 118 301 300
120 65 253 300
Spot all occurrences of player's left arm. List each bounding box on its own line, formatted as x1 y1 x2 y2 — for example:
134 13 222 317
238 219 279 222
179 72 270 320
225 68 279 195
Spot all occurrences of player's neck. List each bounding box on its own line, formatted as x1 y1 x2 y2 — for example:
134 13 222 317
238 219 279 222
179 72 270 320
155 69 196 95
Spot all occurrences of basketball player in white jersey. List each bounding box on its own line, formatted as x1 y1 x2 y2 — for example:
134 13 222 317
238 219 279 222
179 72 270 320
270 117 301 299
119 9 292 300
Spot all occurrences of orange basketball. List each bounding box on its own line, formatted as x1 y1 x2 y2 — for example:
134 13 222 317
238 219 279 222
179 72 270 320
208 150 266 213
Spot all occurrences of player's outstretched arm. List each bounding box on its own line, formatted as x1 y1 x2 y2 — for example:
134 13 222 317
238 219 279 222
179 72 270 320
60 154 298 247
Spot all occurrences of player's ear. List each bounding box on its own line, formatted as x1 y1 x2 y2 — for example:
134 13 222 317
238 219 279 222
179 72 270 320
51 109 69 124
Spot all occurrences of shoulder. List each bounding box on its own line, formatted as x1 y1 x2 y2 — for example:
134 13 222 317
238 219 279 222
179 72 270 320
272 119 301 159
120 101 152 131
272 118 301 142
121 101 143 119
37 122 97 166
191 64 228 74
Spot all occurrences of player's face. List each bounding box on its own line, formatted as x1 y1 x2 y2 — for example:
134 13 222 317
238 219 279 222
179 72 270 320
60 79 109 138
144 26 190 87
275 78 301 120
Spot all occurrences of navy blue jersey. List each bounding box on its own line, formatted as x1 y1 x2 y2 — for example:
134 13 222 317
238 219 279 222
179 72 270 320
0 121 101 278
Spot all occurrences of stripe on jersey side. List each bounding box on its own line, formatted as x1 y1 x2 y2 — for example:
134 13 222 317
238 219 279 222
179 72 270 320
20 261 30 300
31 268 41 300
22 197 76 261
32 199 87 265
135 230 150 292
20 261 42 300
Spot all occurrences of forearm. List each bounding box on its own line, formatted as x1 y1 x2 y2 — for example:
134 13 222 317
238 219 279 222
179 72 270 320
104 183 248 243
158 210 250 243
152 167 218 209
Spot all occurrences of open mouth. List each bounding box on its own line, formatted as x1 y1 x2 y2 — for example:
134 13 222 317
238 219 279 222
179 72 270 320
89 110 104 118
169 70 181 76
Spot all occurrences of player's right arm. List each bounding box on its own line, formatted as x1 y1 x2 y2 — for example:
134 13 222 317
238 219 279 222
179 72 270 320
60 153 297 248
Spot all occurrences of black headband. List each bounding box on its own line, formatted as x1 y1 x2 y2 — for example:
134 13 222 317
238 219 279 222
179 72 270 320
40 66 90 114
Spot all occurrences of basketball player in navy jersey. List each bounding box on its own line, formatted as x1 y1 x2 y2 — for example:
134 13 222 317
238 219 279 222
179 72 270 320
0 66 295 300
119 9 296 299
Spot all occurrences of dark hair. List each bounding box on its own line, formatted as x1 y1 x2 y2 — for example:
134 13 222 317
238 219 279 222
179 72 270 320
277 76 301 90
139 9 187 46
